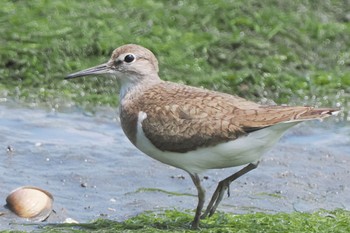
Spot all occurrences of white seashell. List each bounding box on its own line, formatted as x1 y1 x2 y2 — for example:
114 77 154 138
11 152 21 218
6 186 54 221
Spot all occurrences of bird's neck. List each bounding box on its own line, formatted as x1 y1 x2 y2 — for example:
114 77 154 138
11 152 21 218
119 73 161 101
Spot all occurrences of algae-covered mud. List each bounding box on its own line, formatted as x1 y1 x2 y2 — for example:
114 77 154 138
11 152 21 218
0 1 349 112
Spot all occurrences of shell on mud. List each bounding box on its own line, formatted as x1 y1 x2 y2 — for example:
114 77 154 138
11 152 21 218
5 186 54 221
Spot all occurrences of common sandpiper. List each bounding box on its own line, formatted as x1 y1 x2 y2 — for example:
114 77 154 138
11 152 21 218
66 44 339 229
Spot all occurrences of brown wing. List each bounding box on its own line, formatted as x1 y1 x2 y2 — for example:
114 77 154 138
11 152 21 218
135 82 337 153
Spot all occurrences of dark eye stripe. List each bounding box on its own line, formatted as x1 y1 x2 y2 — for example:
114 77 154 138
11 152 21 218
113 59 122 66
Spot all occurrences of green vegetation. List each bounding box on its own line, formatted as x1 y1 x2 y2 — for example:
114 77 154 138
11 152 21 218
41 209 350 232
0 0 349 117
1 0 349 231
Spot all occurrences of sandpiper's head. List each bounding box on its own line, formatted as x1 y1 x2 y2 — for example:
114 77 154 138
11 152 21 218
66 44 159 83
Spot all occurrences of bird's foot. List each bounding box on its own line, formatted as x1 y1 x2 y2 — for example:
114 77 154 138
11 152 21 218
191 220 200 230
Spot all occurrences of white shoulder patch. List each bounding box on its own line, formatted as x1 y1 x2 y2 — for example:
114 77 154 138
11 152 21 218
137 111 147 128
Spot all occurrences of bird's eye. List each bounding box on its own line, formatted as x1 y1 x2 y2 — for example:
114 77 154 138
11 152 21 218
124 54 135 63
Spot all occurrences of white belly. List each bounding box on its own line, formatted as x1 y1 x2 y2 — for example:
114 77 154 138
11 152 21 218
135 111 299 174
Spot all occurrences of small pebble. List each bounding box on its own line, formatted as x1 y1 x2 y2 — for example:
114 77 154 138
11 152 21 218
7 145 14 153
170 175 185 179
63 218 79 224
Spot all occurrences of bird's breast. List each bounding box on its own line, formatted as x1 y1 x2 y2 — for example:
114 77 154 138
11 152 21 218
119 105 139 146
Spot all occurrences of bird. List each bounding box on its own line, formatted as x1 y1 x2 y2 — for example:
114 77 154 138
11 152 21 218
65 44 339 229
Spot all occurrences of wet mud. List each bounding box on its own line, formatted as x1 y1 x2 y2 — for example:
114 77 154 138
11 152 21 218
0 103 349 230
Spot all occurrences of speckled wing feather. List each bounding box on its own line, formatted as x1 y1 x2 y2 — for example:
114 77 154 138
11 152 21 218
122 82 337 153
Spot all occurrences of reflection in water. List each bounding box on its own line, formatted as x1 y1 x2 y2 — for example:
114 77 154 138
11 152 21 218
0 103 349 230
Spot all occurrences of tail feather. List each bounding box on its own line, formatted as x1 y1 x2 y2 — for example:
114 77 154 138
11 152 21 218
298 107 340 121
250 106 341 127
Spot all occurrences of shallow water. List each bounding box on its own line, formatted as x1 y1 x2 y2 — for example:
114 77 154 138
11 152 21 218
0 102 349 231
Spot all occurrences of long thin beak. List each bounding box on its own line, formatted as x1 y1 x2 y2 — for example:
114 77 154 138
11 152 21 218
65 63 112 79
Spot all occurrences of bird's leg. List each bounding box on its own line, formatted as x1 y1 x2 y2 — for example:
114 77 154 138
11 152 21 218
201 162 259 219
189 173 206 229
